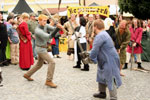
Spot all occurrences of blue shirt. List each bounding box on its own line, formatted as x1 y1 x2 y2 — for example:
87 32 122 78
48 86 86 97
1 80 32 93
8 28 19 44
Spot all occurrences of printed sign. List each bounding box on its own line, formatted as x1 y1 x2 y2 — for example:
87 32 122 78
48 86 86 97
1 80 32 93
67 6 109 17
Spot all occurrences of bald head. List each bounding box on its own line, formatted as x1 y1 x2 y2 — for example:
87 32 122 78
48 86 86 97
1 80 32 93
119 20 127 34
88 14 94 22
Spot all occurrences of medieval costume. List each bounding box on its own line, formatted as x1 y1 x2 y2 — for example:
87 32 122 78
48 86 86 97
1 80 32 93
124 27 143 69
72 25 89 71
85 20 94 50
90 31 122 100
64 20 78 57
141 28 150 61
116 28 131 65
18 21 34 70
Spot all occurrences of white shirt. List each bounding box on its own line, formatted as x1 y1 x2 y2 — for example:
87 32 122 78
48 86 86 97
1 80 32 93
71 26 87 43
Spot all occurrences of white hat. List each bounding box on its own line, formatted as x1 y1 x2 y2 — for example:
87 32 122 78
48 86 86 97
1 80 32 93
104 18 114 30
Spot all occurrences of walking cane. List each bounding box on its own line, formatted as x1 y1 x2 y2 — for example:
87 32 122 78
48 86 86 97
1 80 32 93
130 45 134 71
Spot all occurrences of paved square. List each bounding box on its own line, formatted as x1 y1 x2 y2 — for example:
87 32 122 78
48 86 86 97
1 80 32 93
0 53 150 100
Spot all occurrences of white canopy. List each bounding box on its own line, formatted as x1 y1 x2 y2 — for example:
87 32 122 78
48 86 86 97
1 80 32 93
109 5 120 15
58 10 67 16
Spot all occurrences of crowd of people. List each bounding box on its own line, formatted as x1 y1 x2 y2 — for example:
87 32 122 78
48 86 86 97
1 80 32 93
0 11 150 100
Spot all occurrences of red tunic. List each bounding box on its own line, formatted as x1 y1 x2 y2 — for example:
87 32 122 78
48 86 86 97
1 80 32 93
18 22 34 69
127 27 143 54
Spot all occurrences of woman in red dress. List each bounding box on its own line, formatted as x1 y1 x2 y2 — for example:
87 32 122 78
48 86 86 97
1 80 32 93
123 18 144 69
18 13 34 70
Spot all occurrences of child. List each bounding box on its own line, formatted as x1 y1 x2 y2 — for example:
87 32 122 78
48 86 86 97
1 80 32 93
8 20 19 65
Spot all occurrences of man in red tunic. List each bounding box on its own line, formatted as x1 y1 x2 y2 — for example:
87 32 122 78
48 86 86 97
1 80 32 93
18 13 34 70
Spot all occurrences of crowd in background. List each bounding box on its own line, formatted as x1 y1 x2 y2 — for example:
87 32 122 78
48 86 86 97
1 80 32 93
1 10 150 100
0 11 150 72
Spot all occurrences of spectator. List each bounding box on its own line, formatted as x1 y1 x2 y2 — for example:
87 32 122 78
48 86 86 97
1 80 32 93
18 13 34 70
27 13 38 60
64 14 78 60
85 14 95 50
8 20 19 64
116 20 131 76
72 17 90 71
0 12 8 67
124 18 144 69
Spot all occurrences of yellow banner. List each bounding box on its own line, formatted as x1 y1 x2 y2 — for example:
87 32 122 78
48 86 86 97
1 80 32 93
59 38 68 52
67 6 109 18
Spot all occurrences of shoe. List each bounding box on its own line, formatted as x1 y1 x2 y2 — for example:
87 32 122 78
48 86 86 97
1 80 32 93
45 80 57 88
137 62 144 69
81 64 89 71
81 68 89 71
21 68 30 71
73 65 81 68
23 74 34 81
56 56 61 58
123 63 128 69
0 64 4 67
3 62 9 66
93 92 106 98
11 62 17 65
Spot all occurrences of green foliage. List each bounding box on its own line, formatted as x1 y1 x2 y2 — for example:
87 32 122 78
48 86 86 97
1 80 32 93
118 0 150 19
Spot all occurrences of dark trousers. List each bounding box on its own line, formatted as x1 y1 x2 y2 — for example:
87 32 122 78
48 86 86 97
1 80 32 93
0 47 6 64
52 38 59 55
77 43 89 69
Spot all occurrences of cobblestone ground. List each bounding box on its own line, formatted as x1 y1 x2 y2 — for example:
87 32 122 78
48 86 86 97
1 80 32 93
0 53 150 100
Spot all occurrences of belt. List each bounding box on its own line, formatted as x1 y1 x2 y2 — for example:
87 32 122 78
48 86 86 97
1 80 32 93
36 45 47 48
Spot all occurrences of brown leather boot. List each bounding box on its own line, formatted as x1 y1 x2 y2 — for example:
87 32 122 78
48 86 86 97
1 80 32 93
45 80 57 88
23 74 34 81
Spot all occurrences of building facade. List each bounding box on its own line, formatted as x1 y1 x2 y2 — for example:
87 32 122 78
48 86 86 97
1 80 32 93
0 0 118 13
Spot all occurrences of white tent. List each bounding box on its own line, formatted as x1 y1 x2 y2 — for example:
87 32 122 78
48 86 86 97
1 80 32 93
123 12 134 17
58 10 67 16
109 5 120 15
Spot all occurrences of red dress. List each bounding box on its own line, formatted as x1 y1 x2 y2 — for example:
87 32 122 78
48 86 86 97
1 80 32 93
18 22 34 69
127 27 143 54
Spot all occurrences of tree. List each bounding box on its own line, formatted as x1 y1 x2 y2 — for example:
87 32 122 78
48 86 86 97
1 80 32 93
118 0 150 20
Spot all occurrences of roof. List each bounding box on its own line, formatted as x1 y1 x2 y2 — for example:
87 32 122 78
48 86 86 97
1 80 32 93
12 0 33 14
42 8 67 15
89 2 100 6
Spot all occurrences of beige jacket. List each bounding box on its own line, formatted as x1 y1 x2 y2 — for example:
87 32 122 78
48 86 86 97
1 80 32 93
64 20 78 48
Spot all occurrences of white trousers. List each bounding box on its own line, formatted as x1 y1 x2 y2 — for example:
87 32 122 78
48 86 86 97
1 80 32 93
126 52 142 63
